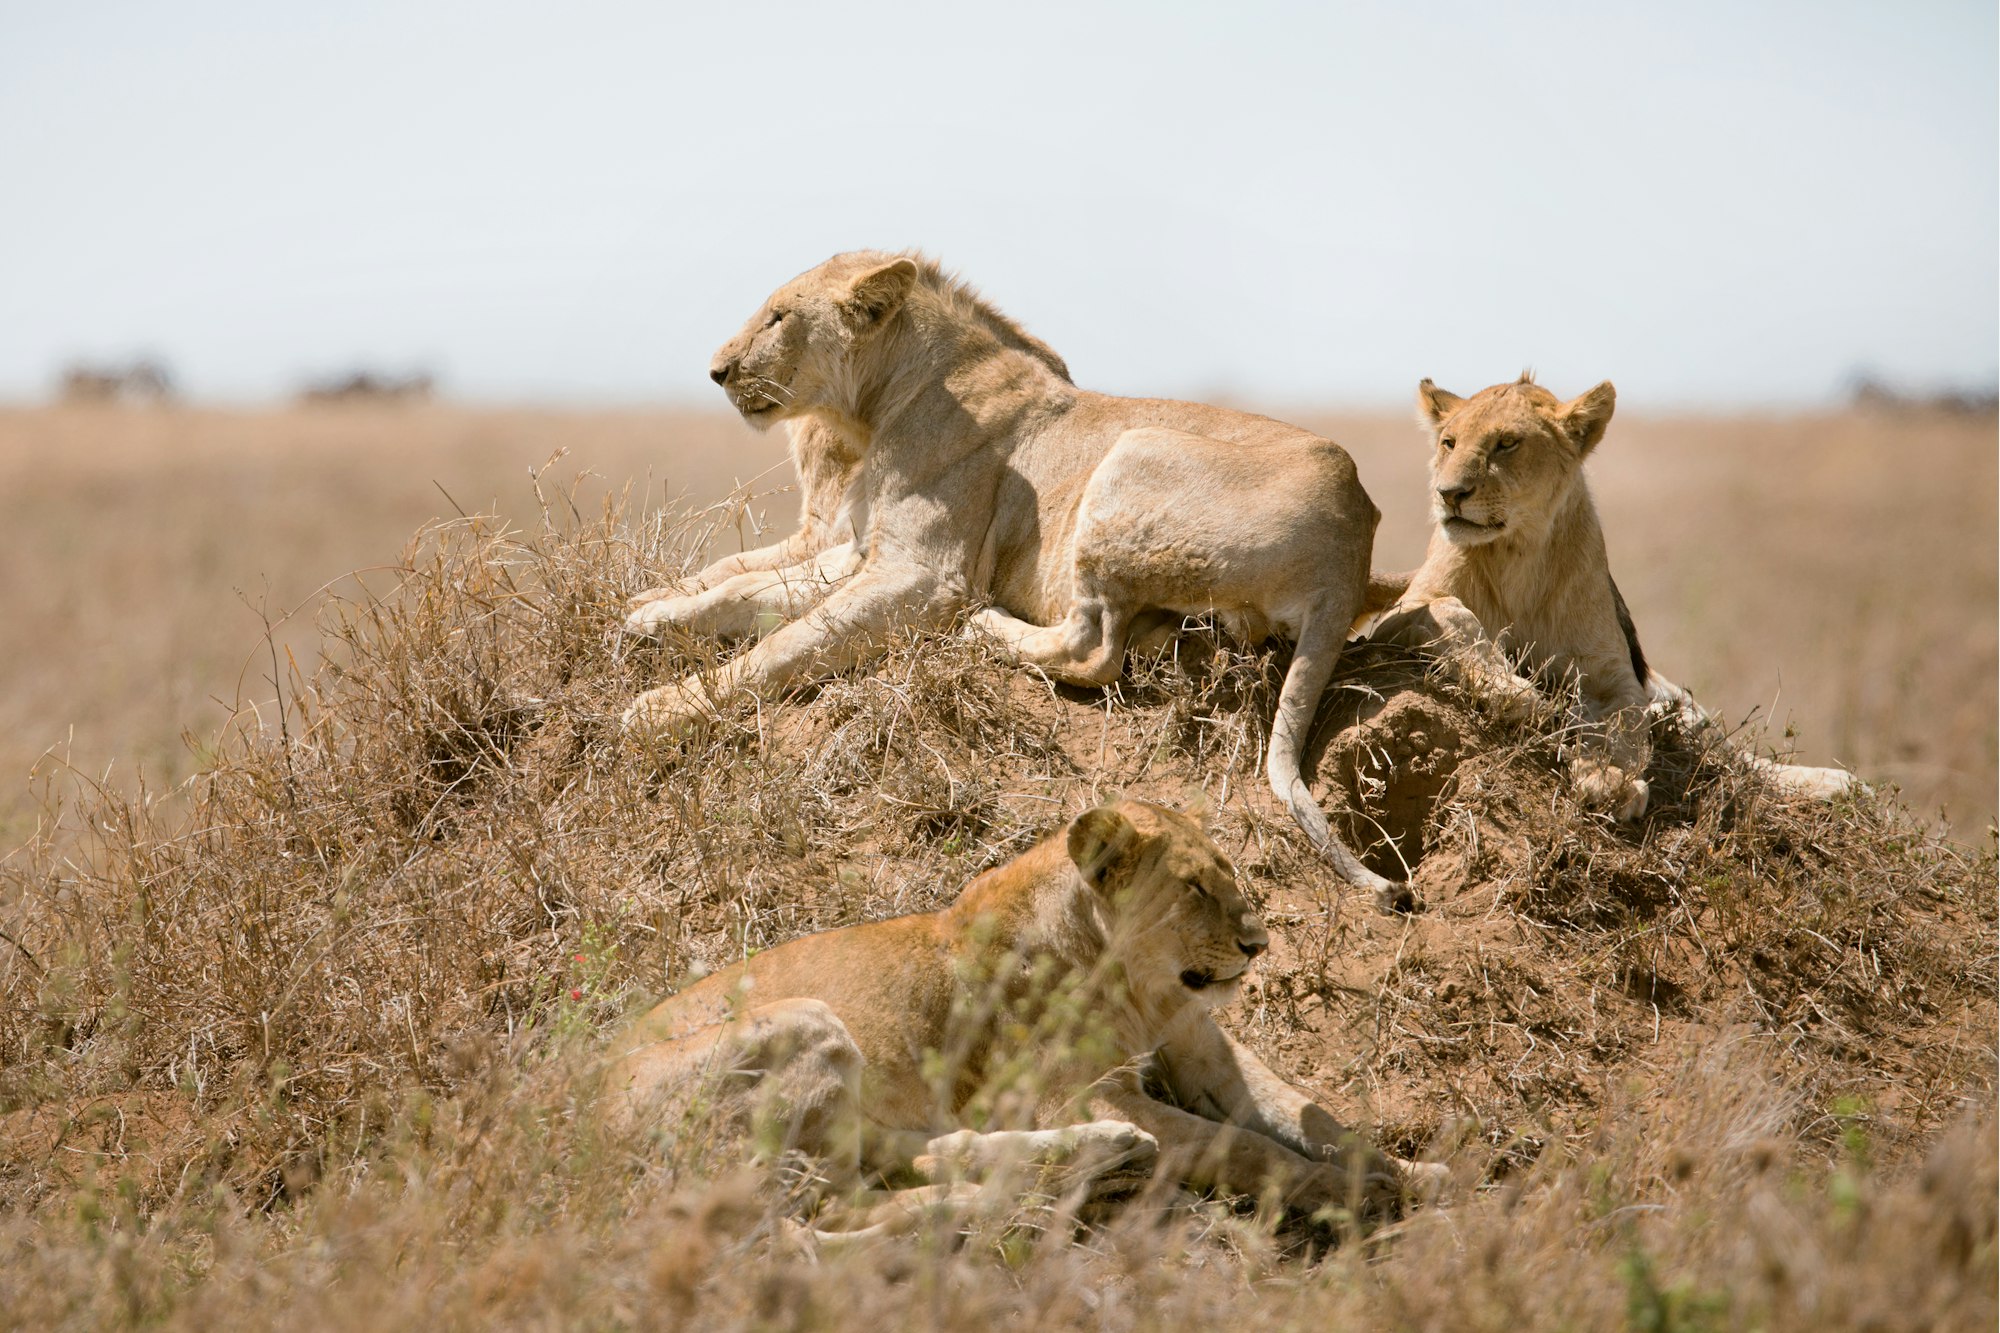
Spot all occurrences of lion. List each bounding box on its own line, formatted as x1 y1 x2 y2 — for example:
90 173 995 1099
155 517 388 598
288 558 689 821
602 800 1433 1238
621 251 1403 908
1359 374 1860 819
623 294 1074 643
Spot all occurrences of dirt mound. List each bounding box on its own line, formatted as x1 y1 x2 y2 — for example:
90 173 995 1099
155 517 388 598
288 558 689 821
1315 667 1475 886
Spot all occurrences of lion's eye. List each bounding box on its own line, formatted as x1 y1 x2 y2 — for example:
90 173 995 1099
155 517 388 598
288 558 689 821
1493 436 1517 453
764 311 783 330
1439 436 1455 452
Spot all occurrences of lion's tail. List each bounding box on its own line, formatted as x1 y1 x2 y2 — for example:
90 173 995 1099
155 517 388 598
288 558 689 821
1267 606 1411 912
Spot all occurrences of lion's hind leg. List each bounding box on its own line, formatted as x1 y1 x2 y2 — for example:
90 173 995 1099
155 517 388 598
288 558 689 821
969 599 1134 688
605 1005 1157 1245
603 997 868 1177
1646 674 1862 800
1755 759 1862 798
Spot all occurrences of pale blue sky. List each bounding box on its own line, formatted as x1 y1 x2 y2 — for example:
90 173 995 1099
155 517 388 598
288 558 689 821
2 1 1993 406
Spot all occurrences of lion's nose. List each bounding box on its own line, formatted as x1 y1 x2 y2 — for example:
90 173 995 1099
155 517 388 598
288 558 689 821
1437 482 1475 509
1238 917 1268 958
709 361 734 386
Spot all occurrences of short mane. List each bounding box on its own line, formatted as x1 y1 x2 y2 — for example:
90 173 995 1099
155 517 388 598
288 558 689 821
898 251 1073 383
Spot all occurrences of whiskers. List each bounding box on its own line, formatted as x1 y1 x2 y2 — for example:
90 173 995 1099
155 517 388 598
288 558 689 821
738 375 794 411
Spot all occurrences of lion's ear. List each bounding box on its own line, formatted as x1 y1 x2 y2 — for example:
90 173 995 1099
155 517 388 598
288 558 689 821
1178 790 1212 827
1560 380 1617 454
1067 806 1141 894
841 258 919 330
1417 379 1463 429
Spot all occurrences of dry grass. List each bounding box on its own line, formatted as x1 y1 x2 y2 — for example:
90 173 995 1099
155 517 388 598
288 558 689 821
0 421 1992 1328
0 404 787 848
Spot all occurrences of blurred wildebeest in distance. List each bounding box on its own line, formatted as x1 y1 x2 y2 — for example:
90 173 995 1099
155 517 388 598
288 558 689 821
298 370 437 406
1846 371 1998 418
58 358 176 405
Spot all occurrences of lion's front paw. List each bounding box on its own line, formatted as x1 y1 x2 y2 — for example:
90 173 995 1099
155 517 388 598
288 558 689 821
1052 1120 1158 1178
621 680 714 742
916 1120 1158 1182
625 580 695 613
1485 673 1543 724
623 593 700 639
1570 757 1649 821
1399 1159 1451 1206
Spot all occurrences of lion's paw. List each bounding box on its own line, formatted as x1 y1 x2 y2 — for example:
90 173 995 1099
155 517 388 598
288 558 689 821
625 580 694 613
961 607 1020 653
624 594 700 639
1762 760 1864 801
915 1120 1158 1182
1570 757 1649 822
621 680 713 741
1285 1159 1406 1221
1486 674 1543 724
1399 1159 1451 1206
1054 1120 1158 1174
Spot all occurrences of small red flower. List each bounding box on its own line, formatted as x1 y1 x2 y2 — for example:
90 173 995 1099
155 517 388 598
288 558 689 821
569 988 584 1001
573 954 587 964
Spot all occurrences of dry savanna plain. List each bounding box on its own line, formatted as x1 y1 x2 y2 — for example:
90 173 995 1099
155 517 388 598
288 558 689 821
0 400 1994 1329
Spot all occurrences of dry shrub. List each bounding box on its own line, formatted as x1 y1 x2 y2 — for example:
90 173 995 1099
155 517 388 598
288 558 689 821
0 478 1992 1328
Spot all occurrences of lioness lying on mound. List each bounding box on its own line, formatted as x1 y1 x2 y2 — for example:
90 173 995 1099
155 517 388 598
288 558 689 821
1360 374 1858 818
622 330 1073 639
623 252 1405 908
603 800 1431 1238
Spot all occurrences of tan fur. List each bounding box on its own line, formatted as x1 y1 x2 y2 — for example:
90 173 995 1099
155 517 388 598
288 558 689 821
602 801 1429 1228
622 251 1401 906
624 311 1074 638
1364 376 1859 817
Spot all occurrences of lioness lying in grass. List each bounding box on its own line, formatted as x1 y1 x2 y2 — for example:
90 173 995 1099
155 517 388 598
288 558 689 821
602 800 1433 1239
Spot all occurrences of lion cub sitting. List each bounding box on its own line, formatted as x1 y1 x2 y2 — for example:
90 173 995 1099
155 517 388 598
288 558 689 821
602 800 1429 1236
1361 374 1858 819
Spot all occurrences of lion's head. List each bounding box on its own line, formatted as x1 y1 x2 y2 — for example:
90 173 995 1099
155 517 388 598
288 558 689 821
1065 801 1269 1018
708 251 1072 431
707 251 921 430
1415 374 1617 549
